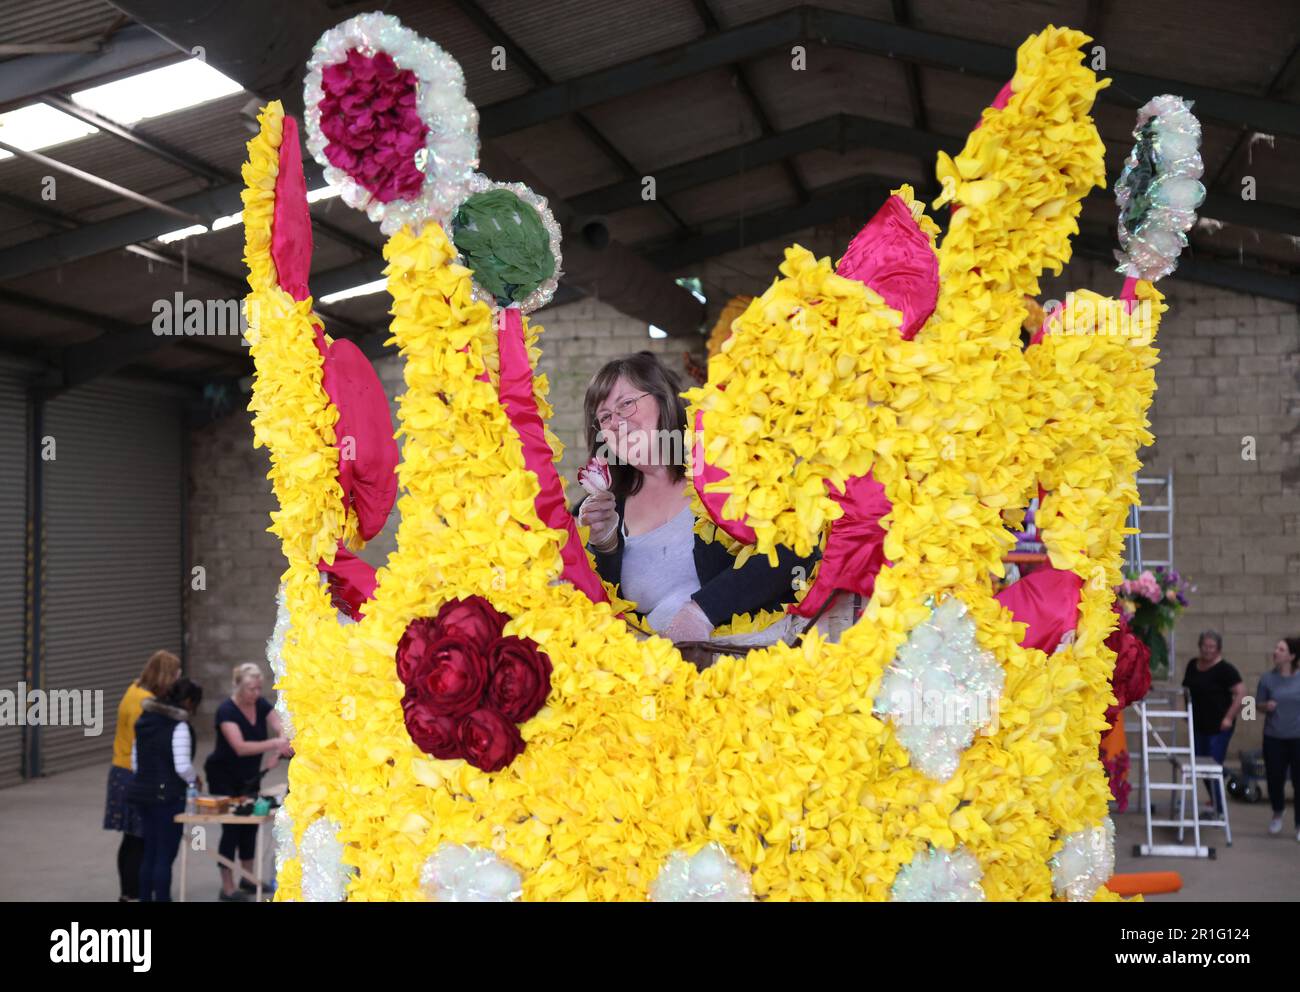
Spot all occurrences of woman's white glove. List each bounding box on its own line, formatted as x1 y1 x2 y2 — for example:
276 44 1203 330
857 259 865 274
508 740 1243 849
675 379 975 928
577 489 619 552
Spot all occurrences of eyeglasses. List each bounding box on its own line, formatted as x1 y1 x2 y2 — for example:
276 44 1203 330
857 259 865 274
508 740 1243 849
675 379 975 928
594 393 649 430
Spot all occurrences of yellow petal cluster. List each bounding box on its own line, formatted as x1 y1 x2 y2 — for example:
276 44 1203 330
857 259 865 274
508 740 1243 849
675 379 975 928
245 27 1155 902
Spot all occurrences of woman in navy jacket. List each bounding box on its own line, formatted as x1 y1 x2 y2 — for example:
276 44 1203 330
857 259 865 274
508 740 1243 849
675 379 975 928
128 679 203 902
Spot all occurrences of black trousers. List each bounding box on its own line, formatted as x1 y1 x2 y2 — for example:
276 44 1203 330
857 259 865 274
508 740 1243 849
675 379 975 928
117 833 144 899
1263 735 1300 826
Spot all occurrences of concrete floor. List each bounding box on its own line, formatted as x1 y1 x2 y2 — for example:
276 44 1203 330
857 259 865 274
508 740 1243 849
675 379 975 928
0 729 289 903
0 743 1294 901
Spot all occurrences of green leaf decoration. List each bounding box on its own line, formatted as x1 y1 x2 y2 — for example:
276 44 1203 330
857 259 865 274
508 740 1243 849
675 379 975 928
451 189 557 306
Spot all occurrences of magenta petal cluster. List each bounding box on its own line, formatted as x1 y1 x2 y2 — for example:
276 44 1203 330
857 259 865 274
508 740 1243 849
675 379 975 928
319 49 428 204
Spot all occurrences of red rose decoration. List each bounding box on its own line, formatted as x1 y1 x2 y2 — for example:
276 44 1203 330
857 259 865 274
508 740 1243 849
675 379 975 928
1104 610 1152 728
458 708 525 773
417 638 488 719
395 617 439 684
434 597 507 653
401 690 462 760
395 599 551 773
487 636 553 722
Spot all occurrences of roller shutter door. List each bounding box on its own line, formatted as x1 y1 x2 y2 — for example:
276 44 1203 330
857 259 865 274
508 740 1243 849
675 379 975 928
39 380 183 774
0 367 27 787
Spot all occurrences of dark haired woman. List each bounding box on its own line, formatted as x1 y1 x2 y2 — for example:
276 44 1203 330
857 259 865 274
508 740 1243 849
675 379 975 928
1182 629 1244 815
1258 637 1300 840
575 351 815 646
127 678 203 902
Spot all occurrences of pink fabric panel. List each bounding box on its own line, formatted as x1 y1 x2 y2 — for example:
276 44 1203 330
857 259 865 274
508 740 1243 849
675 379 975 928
994 565 1084 653
317 336 400 541
836 194 939 340
496 308 609 604
789 473 892 618
690 406 759 545
318 541 378 621
271 116 313 302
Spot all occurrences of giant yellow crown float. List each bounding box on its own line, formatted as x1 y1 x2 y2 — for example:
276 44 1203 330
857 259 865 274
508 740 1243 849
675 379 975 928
242 14 1205 901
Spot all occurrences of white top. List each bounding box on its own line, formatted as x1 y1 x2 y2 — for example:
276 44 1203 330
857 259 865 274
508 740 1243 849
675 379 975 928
130 721 196 784
620 505 701 632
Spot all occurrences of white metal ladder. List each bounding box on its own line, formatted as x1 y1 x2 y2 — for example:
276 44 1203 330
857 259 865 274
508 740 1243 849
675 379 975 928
1129 471 1177 669
1132 688 1228 859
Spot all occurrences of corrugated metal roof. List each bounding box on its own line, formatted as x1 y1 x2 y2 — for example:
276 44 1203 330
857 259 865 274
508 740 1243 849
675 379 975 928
492 117 629 199
0 0 123 54
0 0 1295 382
714 0 896 27
742 48 913 127
475 0 706 81
389 0 535 106
580 68 765 173
667 160 800 229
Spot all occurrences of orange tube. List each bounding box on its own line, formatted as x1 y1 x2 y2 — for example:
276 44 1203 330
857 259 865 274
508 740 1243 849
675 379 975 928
1105 872 1182 896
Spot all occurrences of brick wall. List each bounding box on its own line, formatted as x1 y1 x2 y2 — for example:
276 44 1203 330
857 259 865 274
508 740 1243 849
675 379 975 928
185 229 1300 755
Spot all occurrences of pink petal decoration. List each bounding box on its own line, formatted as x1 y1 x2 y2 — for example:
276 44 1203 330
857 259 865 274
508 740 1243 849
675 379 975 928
691 405 758 545
993 564 1084 653
271 116 313 302
318 540 378 621
319 50 427 203
788 473 892 618
836 193 939 340
314 333 400 542
496 308 608 605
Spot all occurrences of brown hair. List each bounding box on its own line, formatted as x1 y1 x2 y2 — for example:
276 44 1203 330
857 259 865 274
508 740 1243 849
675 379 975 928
137 650 181 696
583 351 687 499
1282 637 1300 675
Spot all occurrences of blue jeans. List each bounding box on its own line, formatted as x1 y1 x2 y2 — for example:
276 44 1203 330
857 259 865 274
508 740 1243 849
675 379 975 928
1193 728 1234 811
137 801 184 902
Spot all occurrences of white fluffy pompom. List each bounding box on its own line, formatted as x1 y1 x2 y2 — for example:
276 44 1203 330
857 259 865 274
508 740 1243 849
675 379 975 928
267 584 294 737
420 844 523 902
650 842 754 902
299 818 355 902
873 597 1004 781
891 846 986 902
1051 817 1116 902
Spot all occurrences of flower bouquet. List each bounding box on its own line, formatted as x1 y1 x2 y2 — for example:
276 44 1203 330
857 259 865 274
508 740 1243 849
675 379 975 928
1115 566 1193 680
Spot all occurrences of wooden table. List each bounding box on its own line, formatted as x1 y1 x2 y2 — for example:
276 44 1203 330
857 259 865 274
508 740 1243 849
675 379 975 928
174 809 271 902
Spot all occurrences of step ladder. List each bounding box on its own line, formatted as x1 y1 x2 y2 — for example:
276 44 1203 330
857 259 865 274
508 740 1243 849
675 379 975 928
1131 688 1231 858
1126 471 1177 673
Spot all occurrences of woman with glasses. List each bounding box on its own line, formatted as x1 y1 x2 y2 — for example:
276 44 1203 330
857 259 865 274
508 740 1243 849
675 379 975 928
576 351 815 646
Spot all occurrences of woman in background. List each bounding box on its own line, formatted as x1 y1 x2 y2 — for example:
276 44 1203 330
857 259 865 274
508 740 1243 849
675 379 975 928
127 678 203 902
1258 637 1300 839
204 663 292 901
104 649 180 902
1182 629 1244 815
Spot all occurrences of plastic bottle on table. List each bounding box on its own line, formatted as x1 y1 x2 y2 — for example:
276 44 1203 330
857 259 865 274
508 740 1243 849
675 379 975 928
185 782 198 815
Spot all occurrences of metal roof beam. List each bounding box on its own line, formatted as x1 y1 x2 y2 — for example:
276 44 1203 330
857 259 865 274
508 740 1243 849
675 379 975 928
643 178 894 269
570 115 947 215
0 23 183 112
0 160 319 280
636 181 1299 304
41 92 229 184
478 5 1300 140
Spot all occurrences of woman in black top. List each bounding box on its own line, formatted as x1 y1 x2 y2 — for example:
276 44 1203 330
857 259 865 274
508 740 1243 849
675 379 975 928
204 663 291 901
1182 629 1244 813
